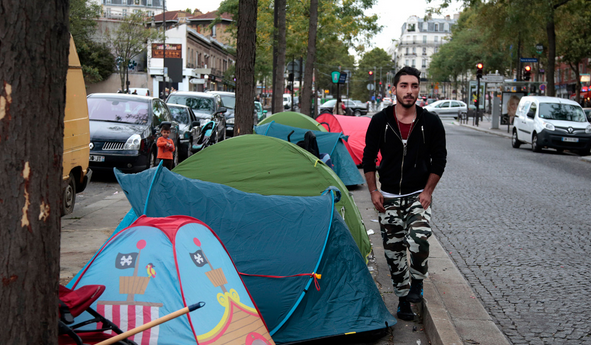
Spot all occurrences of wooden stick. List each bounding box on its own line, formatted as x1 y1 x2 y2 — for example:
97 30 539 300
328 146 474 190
95 302 205 345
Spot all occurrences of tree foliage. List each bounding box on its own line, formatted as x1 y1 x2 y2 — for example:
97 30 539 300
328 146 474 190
70 0 116 84
217 0 381 88
111 12 163 92
350 47 395 102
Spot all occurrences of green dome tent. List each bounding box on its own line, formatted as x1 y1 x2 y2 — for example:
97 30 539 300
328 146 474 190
258 111 328 132
173 135 371 260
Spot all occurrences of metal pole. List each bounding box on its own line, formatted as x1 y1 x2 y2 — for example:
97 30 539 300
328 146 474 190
475 77 480 126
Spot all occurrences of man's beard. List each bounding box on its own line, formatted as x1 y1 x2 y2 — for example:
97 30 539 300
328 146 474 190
396 94 417 109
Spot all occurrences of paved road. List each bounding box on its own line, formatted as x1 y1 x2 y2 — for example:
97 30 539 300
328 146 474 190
433 122 591 345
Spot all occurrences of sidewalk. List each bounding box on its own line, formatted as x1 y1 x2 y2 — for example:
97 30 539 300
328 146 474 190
60 170 509 344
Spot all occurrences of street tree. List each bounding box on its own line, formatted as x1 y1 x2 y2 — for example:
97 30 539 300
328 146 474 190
272 0 287 113
352 48 395 101
556 0 591 103
70 0 116 83
111 12 162 92
300 0 318 116
235 0 258 135
0 0 69 343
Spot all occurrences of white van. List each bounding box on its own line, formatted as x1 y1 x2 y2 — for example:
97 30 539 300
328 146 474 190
283 94 292 109
512 96 591 155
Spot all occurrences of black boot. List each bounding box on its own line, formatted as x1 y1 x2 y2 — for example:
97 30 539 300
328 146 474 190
397 297 415 321
406 278 423 303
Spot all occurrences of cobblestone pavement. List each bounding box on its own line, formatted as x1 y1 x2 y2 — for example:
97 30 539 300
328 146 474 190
433 122 591 345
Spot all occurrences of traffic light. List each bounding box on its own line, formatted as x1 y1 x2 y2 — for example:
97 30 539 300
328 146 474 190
476 62 483 79
523 65 531 81
387 84 391 89
368 70 374 81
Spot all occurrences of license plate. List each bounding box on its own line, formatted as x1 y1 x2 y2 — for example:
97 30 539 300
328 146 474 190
89 155 105 162
562 137 579 142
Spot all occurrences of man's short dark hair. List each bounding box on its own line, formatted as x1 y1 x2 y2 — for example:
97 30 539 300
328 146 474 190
160 122 171 131
393 66 421 87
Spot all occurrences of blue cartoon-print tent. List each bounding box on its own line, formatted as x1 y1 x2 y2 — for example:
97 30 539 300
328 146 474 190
69 215 275 345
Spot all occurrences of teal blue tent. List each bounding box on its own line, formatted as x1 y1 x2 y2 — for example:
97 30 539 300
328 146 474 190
111 166 395 344
255 122 364 186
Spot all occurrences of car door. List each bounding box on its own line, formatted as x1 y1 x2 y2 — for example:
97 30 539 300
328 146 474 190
450 101 462 116
438 101 450 115
516 101 534 143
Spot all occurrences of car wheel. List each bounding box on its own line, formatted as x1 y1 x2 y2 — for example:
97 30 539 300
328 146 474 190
62 174 76 216
579 148 590 156
511 129 522 148
354 110 361 116
531 133 542 152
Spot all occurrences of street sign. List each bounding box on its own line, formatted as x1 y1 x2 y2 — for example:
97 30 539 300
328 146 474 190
331 71 340 84
540 84 546 91
338 72 347 84
520 57 538 63
482 75 504 83
536 44 544 54
366 83 374 91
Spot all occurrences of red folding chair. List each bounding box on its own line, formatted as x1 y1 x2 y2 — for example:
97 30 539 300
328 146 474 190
58 285 137 345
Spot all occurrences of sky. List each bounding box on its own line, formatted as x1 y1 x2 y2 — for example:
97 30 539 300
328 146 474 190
166 0 464 57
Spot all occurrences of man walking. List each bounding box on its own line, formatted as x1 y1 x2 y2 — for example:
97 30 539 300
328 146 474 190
362 66 447 321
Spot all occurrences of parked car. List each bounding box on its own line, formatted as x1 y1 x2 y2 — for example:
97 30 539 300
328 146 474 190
166 104 200 162
87 93 180 173
207 91 236 137
283 94 292 109
512 96 591 155
166 91 227 143
424 100 468 118
382 97 393 106
318 99 368 116
255 101 267 121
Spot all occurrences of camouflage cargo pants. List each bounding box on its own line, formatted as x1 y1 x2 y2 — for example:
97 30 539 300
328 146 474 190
379 193 432 297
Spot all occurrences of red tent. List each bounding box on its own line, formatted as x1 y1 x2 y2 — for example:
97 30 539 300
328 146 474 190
316 113 381 166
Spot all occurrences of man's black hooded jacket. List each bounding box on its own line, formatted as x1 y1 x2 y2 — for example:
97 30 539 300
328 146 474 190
362 105 447 195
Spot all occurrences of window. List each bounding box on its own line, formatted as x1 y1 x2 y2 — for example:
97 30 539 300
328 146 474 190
411 59 416 68
405 59 410 66
412 47 416 54
406 47 409 54
434 36 438 43
423 35 427 43
122 9 127 17
424 22 428 30
211 24 216 37
134 0 139 4
413 35 417 43
434 23 438 31
147 0 152 5
106 8 111 16
422 59 426 68
408 23 416 32
422 47 427 55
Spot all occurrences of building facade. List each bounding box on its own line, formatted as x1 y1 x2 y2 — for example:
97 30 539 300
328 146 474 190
99 0 163 19
393 14 458 98
147 23 236 96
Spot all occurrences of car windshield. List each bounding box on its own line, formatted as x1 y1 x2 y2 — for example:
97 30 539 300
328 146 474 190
169 107 190 125
539 103 587 122
219 95 235 109
87 97 150 124
167 95 213 114
322 100 337 107
254 103 262 112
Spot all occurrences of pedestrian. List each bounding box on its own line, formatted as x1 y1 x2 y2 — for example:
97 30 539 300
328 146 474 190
157 122 176 170
132 89 137 95
362 66 447 321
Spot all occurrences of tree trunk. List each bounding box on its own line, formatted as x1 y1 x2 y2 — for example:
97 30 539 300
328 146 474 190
272 0 287 114
235 0 258 135
546 13 556 97
0 0 69 343
301 0 318 117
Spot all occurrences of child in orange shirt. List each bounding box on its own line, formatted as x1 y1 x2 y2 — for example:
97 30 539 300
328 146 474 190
157 123 175 170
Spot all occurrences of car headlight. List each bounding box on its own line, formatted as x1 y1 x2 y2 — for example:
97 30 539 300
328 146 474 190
124 134 141 150
227 118 235 125
542 121 555 131
586 125 591 134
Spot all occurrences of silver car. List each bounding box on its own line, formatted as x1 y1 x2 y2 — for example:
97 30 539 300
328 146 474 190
424 100 467 118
